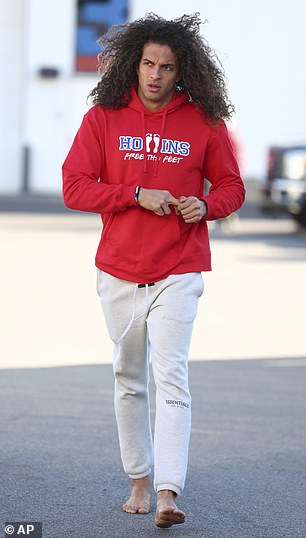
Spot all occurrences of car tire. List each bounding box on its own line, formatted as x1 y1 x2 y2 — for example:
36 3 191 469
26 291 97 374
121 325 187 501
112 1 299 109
292 200 306 227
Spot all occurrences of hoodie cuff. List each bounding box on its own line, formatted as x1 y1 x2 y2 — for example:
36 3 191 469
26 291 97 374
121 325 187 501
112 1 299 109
121 184 140 208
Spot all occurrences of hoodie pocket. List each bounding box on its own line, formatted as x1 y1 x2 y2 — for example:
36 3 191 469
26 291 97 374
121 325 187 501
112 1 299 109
101 208 181 274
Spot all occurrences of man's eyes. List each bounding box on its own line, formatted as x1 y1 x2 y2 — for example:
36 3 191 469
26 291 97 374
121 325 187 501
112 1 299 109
143 61 175 71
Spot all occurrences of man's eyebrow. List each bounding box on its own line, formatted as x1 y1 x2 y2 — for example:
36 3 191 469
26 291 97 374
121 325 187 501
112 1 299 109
142 57 176 67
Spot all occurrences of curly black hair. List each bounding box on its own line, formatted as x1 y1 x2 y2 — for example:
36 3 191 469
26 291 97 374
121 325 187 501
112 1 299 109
88 13 234 123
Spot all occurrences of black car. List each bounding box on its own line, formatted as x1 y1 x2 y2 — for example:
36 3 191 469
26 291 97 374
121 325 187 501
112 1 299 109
262 143 306 226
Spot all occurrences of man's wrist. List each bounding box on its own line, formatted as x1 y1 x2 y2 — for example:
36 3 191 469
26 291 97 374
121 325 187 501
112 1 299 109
199 198 208 217
134 185 141 204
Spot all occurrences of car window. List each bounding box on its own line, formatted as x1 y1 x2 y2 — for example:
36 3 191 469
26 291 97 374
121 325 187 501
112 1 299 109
283 149 306 180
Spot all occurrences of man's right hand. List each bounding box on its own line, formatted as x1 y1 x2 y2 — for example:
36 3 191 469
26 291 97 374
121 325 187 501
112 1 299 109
138 188 180 216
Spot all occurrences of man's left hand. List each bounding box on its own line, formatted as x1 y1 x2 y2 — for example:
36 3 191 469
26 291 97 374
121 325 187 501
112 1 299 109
178 196 207 223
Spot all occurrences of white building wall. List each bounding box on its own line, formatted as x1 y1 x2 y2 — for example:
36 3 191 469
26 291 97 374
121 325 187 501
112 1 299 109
0 0 24 193
132 0 306 180
24 0 98 193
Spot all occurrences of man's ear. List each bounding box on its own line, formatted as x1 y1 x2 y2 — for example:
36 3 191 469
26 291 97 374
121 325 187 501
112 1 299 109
175 79 184 92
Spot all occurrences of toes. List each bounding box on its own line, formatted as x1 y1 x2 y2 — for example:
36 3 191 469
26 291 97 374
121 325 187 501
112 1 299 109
122 503 150 515
138 507 150 514
156 521 173 528
156 507 185 527
122 504 138 514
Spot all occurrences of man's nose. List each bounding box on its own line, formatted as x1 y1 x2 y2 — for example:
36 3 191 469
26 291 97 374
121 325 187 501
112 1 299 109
150 66 161 79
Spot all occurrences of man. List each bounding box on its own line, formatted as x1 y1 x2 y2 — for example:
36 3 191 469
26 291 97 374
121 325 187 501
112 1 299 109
62 13 245 528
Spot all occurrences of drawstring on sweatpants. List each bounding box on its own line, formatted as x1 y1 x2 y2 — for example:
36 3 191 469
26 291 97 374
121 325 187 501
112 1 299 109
115 283 154 344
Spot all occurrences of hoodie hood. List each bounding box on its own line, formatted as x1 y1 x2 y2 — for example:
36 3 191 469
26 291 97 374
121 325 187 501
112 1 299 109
128 85 190 115
128 86 190 176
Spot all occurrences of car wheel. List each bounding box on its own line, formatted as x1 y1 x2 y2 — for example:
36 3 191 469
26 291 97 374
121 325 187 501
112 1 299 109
292 201 306 227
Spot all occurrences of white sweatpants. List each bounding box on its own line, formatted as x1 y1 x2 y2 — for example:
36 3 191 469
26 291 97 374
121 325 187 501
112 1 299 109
97 270 204 496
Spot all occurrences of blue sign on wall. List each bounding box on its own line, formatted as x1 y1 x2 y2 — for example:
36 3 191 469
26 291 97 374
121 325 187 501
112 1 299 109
76 0 128 71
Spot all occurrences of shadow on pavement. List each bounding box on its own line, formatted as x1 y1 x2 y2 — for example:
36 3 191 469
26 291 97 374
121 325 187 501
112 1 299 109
0 194 73 215
1 358 305 538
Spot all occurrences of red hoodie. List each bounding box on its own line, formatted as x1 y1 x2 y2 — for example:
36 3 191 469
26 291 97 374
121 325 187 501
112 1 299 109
62 87 245 282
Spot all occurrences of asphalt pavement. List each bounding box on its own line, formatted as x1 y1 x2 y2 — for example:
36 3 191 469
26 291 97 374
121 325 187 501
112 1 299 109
1 190 306 537
0 359 305 538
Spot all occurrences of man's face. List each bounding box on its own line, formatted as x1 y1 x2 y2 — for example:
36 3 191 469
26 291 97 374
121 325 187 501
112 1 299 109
137 42 179 111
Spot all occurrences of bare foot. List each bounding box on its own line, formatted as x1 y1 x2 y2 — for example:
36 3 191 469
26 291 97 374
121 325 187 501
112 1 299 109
155 489 186 528
122 475 151 514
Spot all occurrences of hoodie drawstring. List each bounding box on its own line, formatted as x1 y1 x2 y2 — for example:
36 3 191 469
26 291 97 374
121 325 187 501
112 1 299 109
141 109 168 178
153 109 167 178
141 111 149 174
